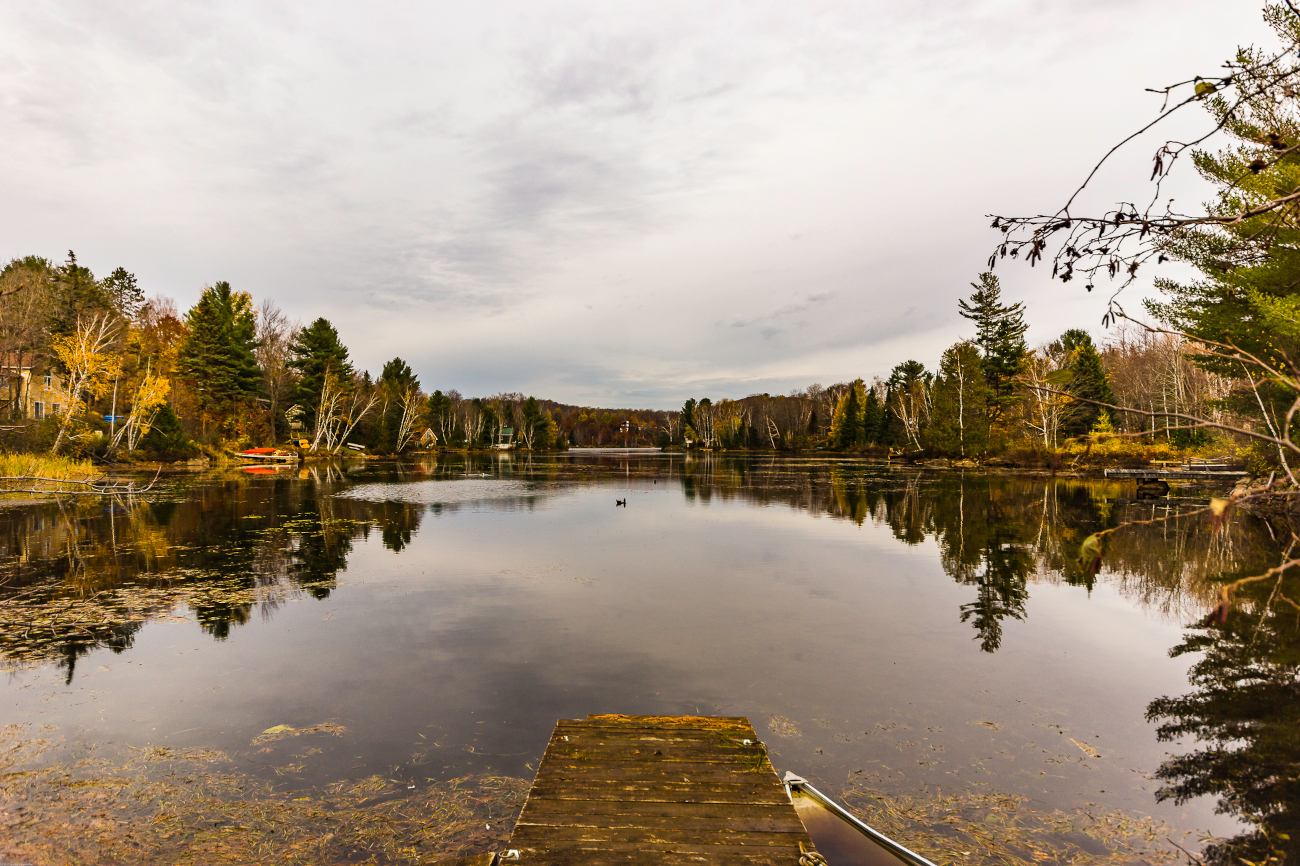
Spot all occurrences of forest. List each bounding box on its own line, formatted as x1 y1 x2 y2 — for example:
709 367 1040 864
0 251 1267 464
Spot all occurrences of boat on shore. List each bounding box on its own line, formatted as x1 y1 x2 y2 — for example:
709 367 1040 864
231 447 300 463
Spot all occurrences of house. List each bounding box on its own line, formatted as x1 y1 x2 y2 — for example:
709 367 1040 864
493 426 514 449
0 360 73 421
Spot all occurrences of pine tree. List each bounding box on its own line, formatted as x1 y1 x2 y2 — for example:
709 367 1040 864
1144 27 1300 438
680 398 696 443
958 272 1027 423
100 267 144 321
1057 329 1116 438
177 281 261 440
886 361 931 449
138 402 197 458
288 318 353 427
862 388 884 444
829 379 866 449
50 251 112 338
371 357 420 452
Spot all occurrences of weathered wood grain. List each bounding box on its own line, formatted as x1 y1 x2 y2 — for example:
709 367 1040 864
506 715 816 865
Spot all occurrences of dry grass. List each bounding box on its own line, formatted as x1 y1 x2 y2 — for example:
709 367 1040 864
0 725 529 866
0 451 99 498
1060 437 1187 466
839 781 1189 866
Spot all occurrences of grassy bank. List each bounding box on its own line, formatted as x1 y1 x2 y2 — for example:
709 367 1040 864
0 452 100 499
0 451 98 480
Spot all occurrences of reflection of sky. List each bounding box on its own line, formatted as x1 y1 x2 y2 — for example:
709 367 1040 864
5 473 1239 842
337 478 544 505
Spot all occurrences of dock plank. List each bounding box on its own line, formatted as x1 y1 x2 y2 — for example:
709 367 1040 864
506 715 816 865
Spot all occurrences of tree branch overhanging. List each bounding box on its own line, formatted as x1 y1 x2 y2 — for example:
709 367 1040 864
989 6 1300 308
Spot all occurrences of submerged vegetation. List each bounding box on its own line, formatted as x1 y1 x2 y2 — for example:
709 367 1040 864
840 784 1183 866
0 725 528 866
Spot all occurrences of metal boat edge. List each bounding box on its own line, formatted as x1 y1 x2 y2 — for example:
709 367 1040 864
783 771 940 866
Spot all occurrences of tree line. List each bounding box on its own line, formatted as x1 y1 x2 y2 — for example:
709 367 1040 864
0 251 1252 460
668 271 1242 458
0 259 686 457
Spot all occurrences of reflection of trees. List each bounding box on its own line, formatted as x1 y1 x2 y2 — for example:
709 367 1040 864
0 472 419 666
1145 569 1300 866
900 477 1037 652
5 457 1291 681
374 501 424 553
956 528 1032 653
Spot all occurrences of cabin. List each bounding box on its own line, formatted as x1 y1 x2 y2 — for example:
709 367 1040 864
493 426 514 449
0 359 74 422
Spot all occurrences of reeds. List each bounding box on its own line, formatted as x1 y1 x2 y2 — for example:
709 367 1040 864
0 451 99 498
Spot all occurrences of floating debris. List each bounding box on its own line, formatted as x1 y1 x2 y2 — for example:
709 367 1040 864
252 722 348 746
768 715 802 738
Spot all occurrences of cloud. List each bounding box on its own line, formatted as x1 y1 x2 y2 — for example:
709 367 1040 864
0 0 1275 408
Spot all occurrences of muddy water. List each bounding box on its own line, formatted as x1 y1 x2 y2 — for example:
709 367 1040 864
2 453 1294 859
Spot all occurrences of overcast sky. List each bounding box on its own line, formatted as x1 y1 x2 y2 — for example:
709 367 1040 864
0 1 1276 408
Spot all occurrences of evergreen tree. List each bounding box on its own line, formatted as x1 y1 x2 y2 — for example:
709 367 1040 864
680 398 696 442
958 272 1027 423
427 390 455 445
51 251 112 337
100 267 144 321
1144 26 1300 439
138 402 197 459
829 379 866 449
519 396 544 448
288 318 353 427
886 361 931 449
862 388 884 444
537 408 559 449
1057 329 1116 438
176 281 261 439
378 357 419 395
372 357 420 452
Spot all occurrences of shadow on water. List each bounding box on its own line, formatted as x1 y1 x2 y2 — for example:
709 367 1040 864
1 452 1297 862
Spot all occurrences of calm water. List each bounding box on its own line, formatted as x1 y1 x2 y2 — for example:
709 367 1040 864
3 453 1293 853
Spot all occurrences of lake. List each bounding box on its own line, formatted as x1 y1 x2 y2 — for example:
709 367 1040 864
3 452 1293 863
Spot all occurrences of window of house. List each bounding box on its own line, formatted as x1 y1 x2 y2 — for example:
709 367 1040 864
44 373 52 388
33 401 43 419
51 404 61 416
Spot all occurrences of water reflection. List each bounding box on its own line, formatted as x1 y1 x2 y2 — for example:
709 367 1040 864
1146 563 1300 866
1 452 1296 861
0 456 1284 666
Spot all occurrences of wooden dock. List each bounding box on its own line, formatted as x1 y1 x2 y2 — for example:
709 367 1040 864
503 714 819 865
1103 468 1247 480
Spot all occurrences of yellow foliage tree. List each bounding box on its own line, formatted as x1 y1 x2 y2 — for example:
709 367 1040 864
50 314 121 453
109 366 171 453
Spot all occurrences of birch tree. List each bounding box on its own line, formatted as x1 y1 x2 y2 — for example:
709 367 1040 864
109 365 170 453
50 314 121 453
